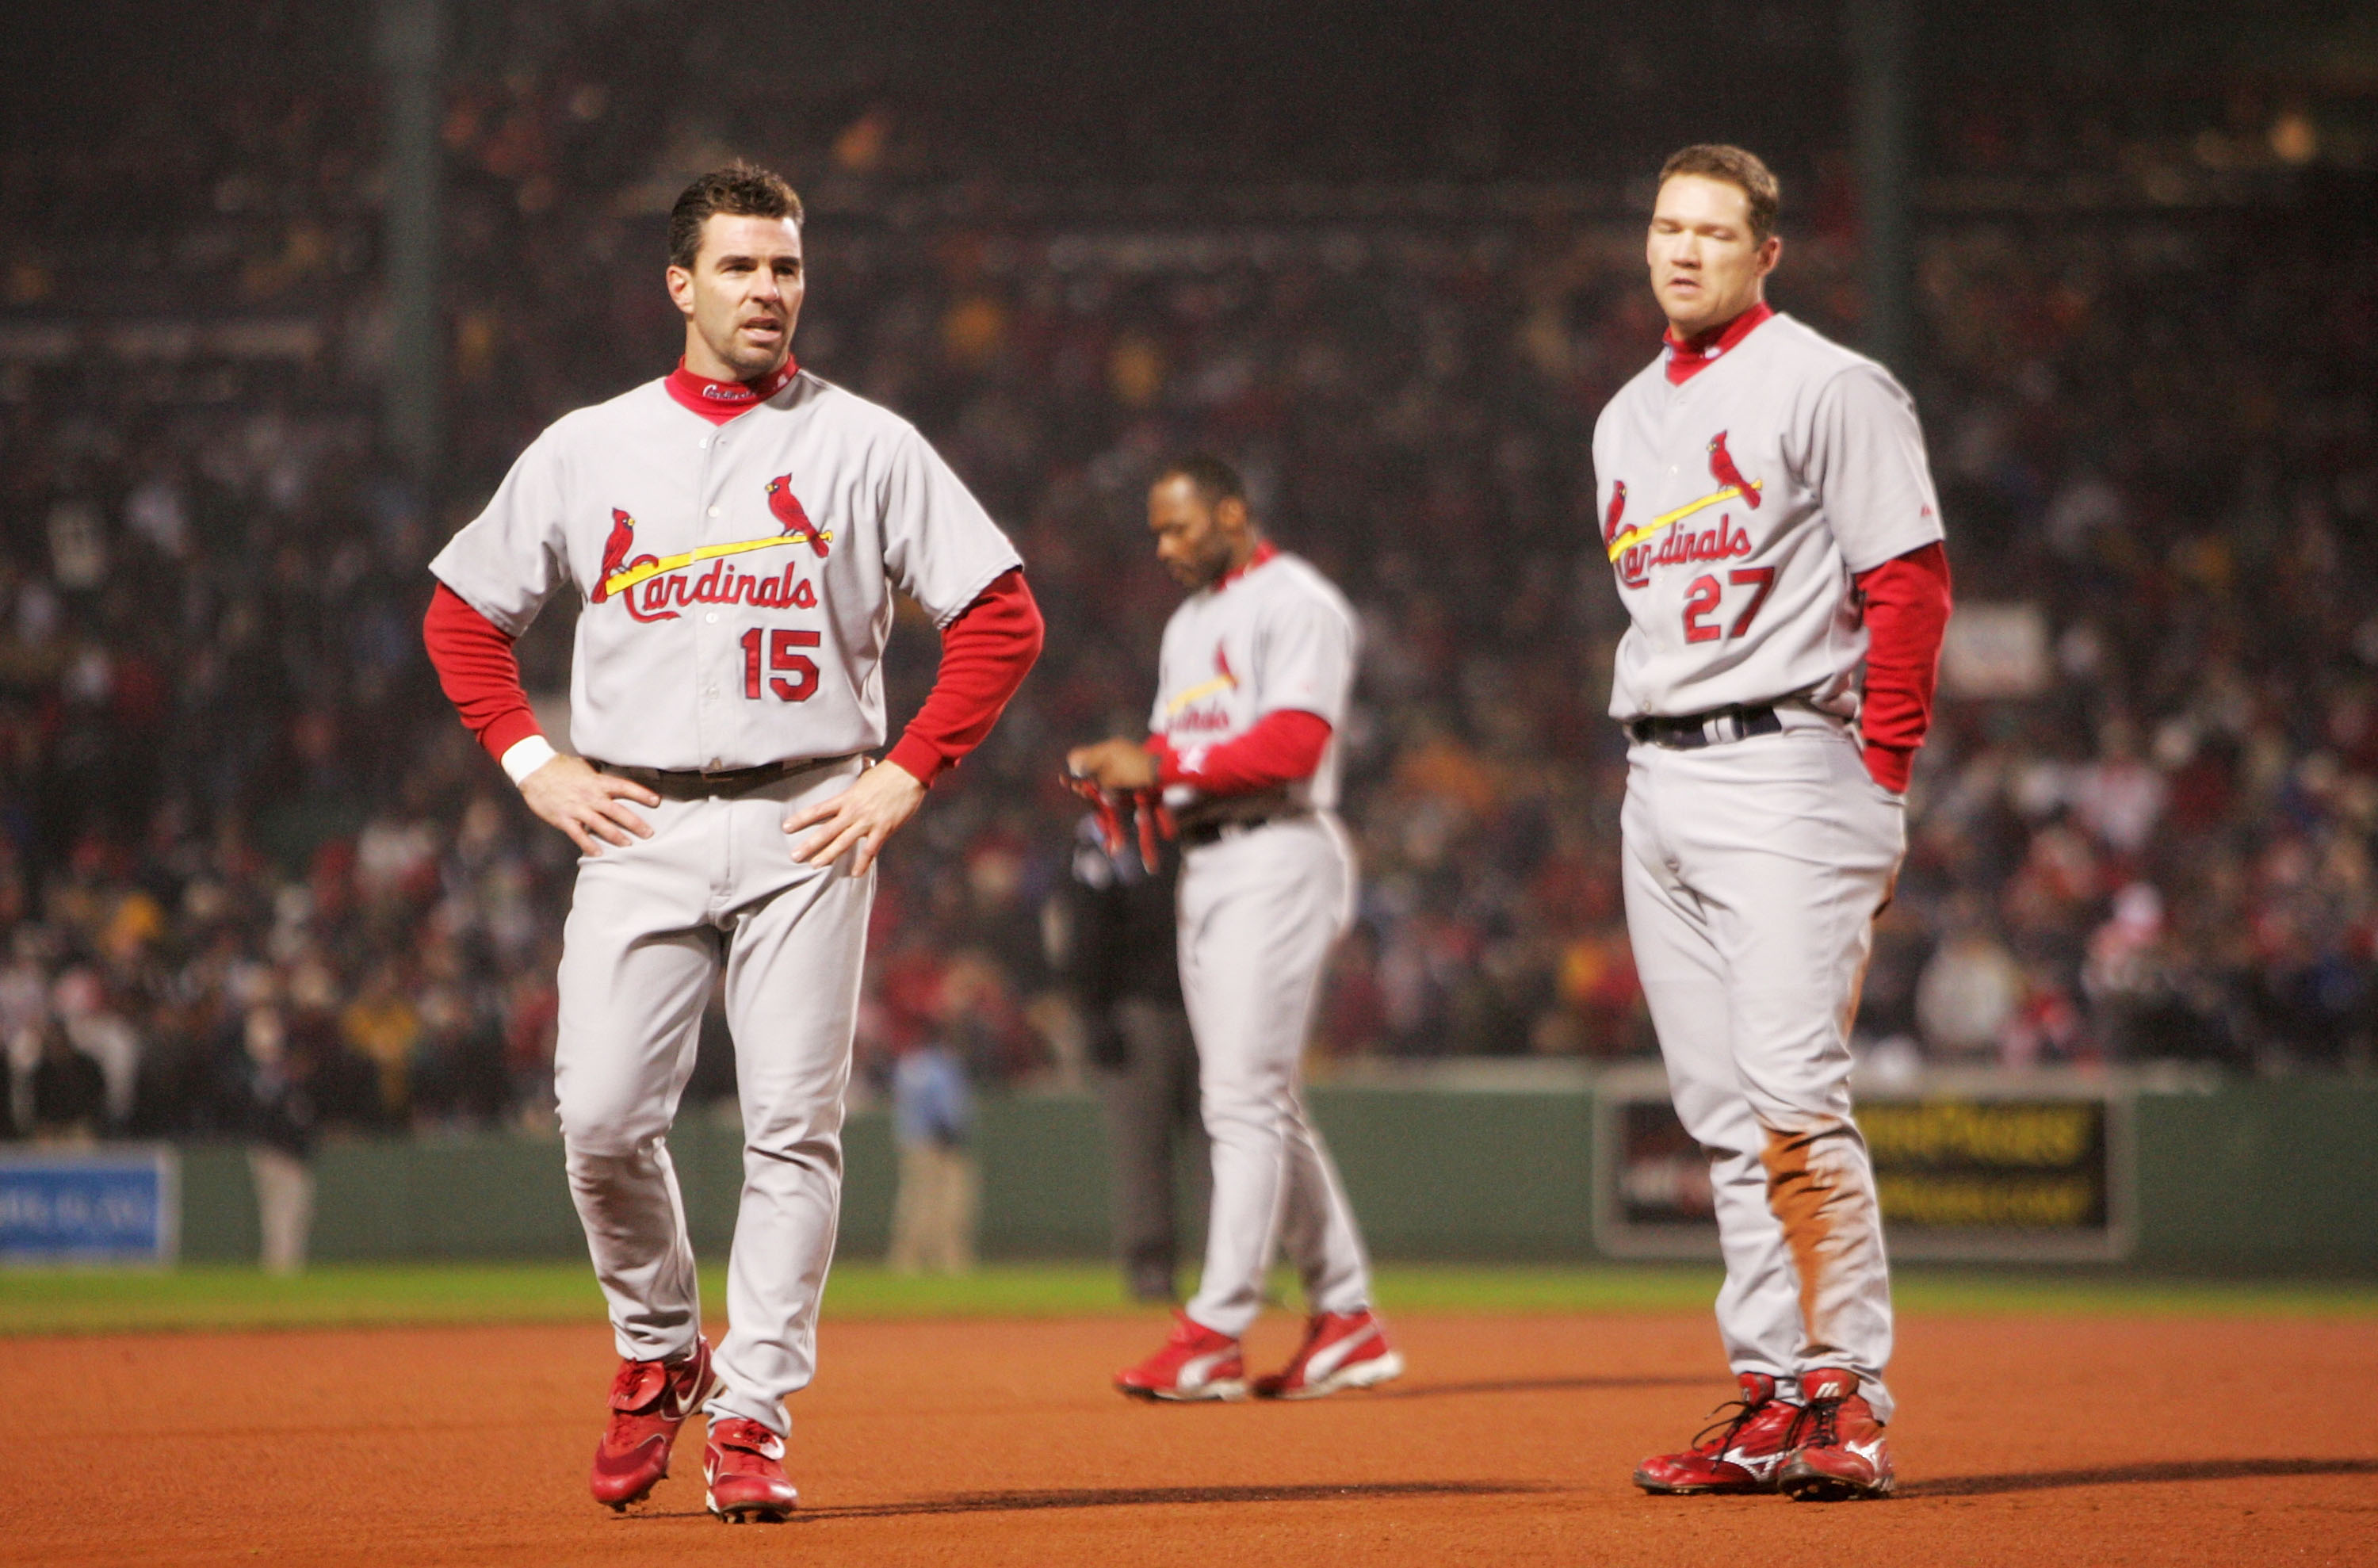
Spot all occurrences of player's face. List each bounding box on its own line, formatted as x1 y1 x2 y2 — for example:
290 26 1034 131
1646 175 1780 340
667 213 805 380
1148 476 1239 590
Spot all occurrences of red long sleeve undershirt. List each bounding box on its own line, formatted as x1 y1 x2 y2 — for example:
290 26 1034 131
1850 541 1953 793
883 568 1044 786
420 568 1043 787
1149 709 1333 797
422 583 543 759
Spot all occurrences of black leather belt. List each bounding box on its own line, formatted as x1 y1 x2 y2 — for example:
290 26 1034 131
1627 705 1782 750
587 752 858 801
1179 809 1309 848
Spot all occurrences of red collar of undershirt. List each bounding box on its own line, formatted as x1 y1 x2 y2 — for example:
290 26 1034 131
1664 301 1774 385
1214 540 1278 592
664 356 800 424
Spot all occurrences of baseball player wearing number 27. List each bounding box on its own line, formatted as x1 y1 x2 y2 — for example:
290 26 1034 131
1600 146 1952 1502
1069 456 1401 1405
420 163 1042 1521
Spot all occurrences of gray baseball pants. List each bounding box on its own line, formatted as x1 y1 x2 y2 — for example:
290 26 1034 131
1179 813 1374 1339
1620 712 1905 1422
553 758 870 1438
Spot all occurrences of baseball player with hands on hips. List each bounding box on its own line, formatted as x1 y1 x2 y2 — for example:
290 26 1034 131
421 162 1042 1521
1068 456 1401 1404
1600 146 1952 1502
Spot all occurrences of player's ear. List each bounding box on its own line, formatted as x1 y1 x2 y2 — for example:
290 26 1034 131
1755 234 1782 279
665 264 698 318
1214 495 1250 537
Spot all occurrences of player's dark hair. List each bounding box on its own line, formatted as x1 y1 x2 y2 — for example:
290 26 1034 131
1153 453 1246 511
667 161 805 270
1657 144 1780 243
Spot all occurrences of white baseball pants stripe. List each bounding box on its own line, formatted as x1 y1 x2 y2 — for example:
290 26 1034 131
1619 715 1904 1422
1179 814 1374 1339
553 759 870 1438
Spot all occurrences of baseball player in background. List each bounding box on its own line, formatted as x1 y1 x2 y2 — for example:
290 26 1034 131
1597 145 1952 1501
1068 456 1401 1402
421 162 1042 1520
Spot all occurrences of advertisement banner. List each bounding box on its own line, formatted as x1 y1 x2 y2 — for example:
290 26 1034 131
1592 1067 2134 1263
0 1146 180 1264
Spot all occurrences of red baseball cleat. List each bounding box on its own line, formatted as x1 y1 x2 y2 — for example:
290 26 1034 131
1776 1367 1895 1501
1115 1310 1248 1402
704 1417 800 1522
589 1337 718 1510
1252 1308 1405 1399
1634 1373 1803 1495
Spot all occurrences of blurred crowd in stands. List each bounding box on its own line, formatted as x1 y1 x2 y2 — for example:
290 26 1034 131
2 3 2374 1143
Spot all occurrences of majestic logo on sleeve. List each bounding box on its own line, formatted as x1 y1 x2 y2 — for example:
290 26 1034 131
1607 430 1763 586
595 476 833 621
1165 646 1239 731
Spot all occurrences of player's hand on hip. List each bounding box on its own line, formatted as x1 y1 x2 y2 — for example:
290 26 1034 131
1065 737 1158 792
784 759 927 874
518 755 661 856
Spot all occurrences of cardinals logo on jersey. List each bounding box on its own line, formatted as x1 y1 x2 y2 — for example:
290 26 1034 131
1604 430 1765 562
1706 432 1761 510
765 476 832 558
591 508 638 603
594 477 833 621
1165 644 1239 729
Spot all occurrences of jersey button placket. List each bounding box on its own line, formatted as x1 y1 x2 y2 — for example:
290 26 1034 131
692 430 727 766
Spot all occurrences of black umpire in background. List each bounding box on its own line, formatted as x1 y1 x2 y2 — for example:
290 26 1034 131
1047 813 1205 1303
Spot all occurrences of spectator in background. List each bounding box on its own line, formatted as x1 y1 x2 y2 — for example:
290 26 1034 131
1915 908 2025 1061
52 966 140 1134
28 1021 108 1142
236 1003 317 1275
886 1038 978 1276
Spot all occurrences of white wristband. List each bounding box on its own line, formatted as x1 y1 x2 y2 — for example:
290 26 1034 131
500 735 559 787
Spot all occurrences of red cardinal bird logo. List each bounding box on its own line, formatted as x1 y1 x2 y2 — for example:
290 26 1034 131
1601 480 1628 547
1707 432 1761 509
765 476 831 557
591 508 637 602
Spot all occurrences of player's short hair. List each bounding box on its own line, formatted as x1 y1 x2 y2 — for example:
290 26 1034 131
1153 453 1246 511
667 161 805 270
1657 144 1780 243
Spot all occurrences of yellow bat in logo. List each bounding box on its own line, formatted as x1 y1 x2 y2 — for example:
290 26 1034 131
602 531 835 599
1604 481 1761 561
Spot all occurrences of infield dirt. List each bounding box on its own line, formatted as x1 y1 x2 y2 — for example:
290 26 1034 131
17 1308 2374 1566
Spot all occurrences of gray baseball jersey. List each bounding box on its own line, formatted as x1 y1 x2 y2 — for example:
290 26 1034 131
431 371 1020 771
1149 548 1358 814
1594 312 1943 722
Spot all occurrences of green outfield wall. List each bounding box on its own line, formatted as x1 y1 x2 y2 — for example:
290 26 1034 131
164 1080 2378 1272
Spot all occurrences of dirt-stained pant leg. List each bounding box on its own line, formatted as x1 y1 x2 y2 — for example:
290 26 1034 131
1622 719 1905 1421
1179 816 1373 1339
